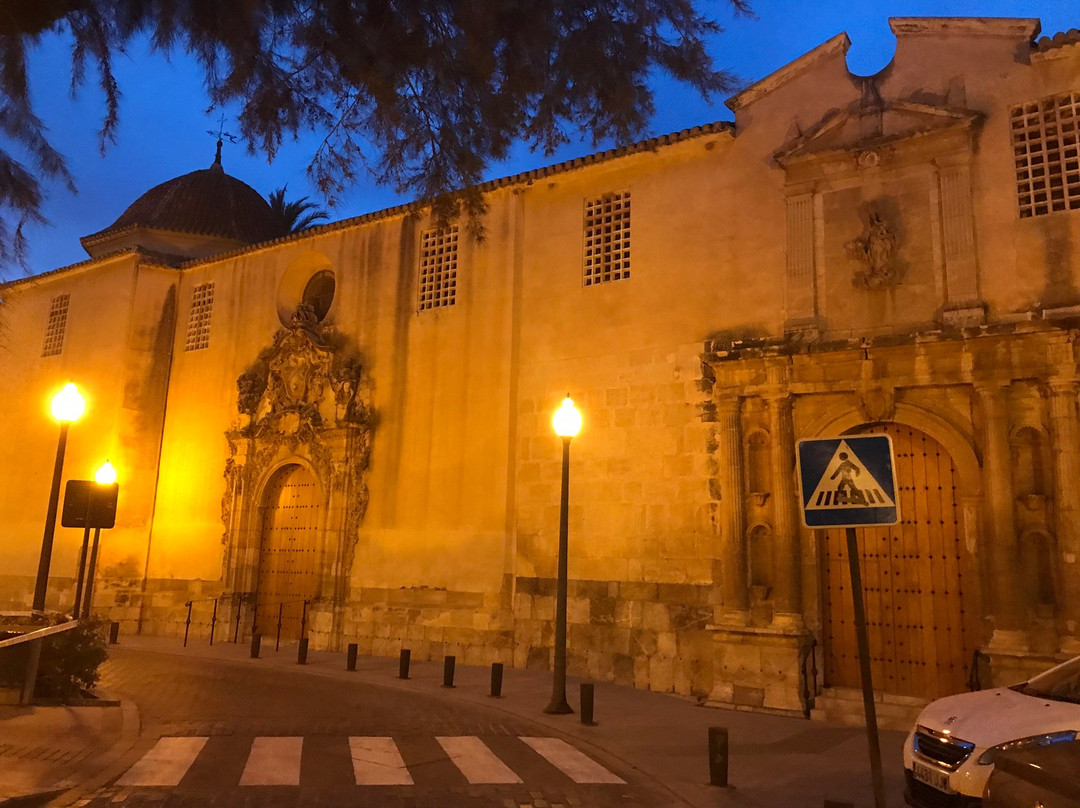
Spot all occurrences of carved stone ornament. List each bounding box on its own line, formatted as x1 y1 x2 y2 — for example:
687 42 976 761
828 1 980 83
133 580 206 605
846 206 899 290
221 303 373 547
859 387 895 422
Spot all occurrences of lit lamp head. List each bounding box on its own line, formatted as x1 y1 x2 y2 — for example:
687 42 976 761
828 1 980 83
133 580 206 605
552 396 582 439
95 460 117 485
50 382 85 422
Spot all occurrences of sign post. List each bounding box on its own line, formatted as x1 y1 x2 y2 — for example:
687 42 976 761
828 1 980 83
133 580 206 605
796 435 898 808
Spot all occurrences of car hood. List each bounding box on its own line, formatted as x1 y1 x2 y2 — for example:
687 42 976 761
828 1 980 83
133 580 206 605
917 687 1080 747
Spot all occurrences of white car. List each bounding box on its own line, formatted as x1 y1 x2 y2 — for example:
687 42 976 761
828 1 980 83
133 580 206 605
903 655 1080 807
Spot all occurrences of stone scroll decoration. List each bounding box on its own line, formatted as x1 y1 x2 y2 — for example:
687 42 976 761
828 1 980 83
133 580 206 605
221 303 373 554
846 204 900 290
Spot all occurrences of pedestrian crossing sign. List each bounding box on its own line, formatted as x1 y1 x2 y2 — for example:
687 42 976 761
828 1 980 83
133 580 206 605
796 435 899 528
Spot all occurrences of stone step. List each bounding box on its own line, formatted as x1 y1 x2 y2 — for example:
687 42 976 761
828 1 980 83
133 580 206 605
810 687 927 732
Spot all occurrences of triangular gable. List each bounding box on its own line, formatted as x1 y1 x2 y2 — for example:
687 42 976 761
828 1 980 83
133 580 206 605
775 98 982 165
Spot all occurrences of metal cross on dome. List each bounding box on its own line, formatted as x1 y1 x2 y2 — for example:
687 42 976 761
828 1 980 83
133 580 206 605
206 113 239 164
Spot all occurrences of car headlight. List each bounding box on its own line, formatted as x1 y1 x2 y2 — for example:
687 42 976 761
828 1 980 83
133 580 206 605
976 730 1078 765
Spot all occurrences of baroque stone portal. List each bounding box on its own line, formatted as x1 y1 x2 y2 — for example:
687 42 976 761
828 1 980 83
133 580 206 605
220 303 373 642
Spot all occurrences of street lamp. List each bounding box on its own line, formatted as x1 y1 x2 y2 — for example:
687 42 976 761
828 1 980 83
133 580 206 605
545 395 581 715
34 383 85 612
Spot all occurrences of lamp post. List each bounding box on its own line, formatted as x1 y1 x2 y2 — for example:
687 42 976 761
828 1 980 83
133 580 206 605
545 395 581 715
33 383 85 612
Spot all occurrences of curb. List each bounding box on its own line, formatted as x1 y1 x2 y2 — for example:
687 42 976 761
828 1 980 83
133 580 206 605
43 697 140 808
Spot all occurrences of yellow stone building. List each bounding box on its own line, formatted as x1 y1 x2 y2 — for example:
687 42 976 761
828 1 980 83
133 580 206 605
2 17 1079 717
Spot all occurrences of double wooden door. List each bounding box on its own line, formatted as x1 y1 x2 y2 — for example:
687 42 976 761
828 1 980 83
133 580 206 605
821 423 980 700
256 464 323 641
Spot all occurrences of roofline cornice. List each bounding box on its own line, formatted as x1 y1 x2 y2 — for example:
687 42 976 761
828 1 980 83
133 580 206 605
889 16 1040 39
178 120 735 270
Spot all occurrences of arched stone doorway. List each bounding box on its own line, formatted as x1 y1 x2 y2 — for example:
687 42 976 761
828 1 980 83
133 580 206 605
821 422 980 699
255 464 324 641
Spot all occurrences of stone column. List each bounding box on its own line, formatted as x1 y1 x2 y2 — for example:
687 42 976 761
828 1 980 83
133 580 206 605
1048 381 1080 652
767 393 802 625
716 396 749 623
976 383 1027 650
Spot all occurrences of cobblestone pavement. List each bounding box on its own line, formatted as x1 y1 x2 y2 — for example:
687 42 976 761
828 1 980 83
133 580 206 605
73 649 673 808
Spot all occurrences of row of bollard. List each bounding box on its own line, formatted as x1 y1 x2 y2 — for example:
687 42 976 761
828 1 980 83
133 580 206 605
115 622 825 797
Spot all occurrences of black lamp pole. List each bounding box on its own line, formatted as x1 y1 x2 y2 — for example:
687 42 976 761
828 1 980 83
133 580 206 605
545 435 574 715
33 422 70 612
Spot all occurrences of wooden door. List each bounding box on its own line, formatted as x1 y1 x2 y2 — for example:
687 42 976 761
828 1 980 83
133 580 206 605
821 423 979 700
255 464 322 641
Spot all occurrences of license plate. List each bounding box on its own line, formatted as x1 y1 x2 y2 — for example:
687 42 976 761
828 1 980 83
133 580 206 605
912 761 952 793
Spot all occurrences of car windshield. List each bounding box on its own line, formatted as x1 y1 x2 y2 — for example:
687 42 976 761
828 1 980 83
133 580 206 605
1015 656 1080 703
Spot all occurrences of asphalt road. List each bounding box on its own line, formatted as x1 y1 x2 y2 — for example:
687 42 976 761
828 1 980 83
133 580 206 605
80 648 673 808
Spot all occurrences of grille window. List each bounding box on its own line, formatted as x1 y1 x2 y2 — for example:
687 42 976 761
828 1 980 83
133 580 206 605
41 294 70 357
1011 91 1080 218
583 191 631 286
418 226 458 311
185 282 214 351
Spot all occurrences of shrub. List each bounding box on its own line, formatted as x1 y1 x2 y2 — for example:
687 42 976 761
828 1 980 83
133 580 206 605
35 618 109 699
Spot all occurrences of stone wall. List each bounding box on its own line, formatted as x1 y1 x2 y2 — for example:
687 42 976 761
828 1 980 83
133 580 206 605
513 576 714 698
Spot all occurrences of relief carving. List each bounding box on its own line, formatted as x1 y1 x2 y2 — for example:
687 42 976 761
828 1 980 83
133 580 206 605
846 205 900 289
221 304 373 553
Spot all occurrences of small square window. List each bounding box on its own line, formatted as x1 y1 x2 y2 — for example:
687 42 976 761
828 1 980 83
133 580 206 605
185 282 214 351
418 227 458 311
583 191 631 286
41 294 70 357
1011 92 1080 218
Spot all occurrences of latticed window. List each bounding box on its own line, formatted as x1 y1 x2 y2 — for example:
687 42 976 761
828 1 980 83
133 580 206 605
41 294 70 357
1011 91 1080 218
583 191 631 286
418 226 458 311
185 282 214 351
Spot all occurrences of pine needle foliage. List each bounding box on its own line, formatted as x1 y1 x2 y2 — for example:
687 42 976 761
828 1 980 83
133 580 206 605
0 0 751 268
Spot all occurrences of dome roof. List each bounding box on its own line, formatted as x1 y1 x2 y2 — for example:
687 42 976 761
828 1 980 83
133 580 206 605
81 153 281 257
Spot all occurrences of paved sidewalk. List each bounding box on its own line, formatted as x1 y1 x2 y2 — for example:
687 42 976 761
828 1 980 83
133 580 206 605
0 701 132 806
0 634 910 807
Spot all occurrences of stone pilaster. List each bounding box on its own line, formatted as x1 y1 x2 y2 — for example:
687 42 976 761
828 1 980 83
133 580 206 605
767 393 802 624
1049 381 1080 652
716 396 749 623
976 383 1028 650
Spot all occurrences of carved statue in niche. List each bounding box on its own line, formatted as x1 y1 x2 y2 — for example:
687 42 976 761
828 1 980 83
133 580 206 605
846 205 899 289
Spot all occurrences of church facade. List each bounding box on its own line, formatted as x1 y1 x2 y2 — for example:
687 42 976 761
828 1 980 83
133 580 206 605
2 17 1079 717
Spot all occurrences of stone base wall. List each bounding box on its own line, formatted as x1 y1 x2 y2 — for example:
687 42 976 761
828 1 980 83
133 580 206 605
708 624 815 715
513 576 716 698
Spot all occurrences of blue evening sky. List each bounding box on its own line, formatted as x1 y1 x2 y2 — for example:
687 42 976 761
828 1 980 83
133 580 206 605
14 1 1076 276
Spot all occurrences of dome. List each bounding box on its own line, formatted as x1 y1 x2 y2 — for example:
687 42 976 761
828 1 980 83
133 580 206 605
81 150 281 260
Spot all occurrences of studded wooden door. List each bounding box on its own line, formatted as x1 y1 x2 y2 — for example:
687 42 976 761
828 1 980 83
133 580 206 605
256 465 322 641
821 423 979 700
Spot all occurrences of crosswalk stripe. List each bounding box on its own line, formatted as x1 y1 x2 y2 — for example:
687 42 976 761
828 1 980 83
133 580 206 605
436 736 523 784
520 737 625 784
349 737 413 785
239 736 303 786
117 736 207 787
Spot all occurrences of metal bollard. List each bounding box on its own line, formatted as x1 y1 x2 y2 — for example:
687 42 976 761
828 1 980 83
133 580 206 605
443 655 456 687
708 726 729 787
347 643 358 671
108 621 120 644
297 637 309 665
250 633 261 659
490 662 503 697
209 598 217 645
183 601 192 647
580 682 596 725
398 648 411 679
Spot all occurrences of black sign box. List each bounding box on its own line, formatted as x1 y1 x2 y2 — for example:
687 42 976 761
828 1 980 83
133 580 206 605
61 481 119 529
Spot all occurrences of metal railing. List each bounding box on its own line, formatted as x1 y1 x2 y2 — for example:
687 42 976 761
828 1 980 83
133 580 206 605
0 619 80 705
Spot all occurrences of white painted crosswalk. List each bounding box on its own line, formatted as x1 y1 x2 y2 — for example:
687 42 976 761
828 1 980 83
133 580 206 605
116 734 623 789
